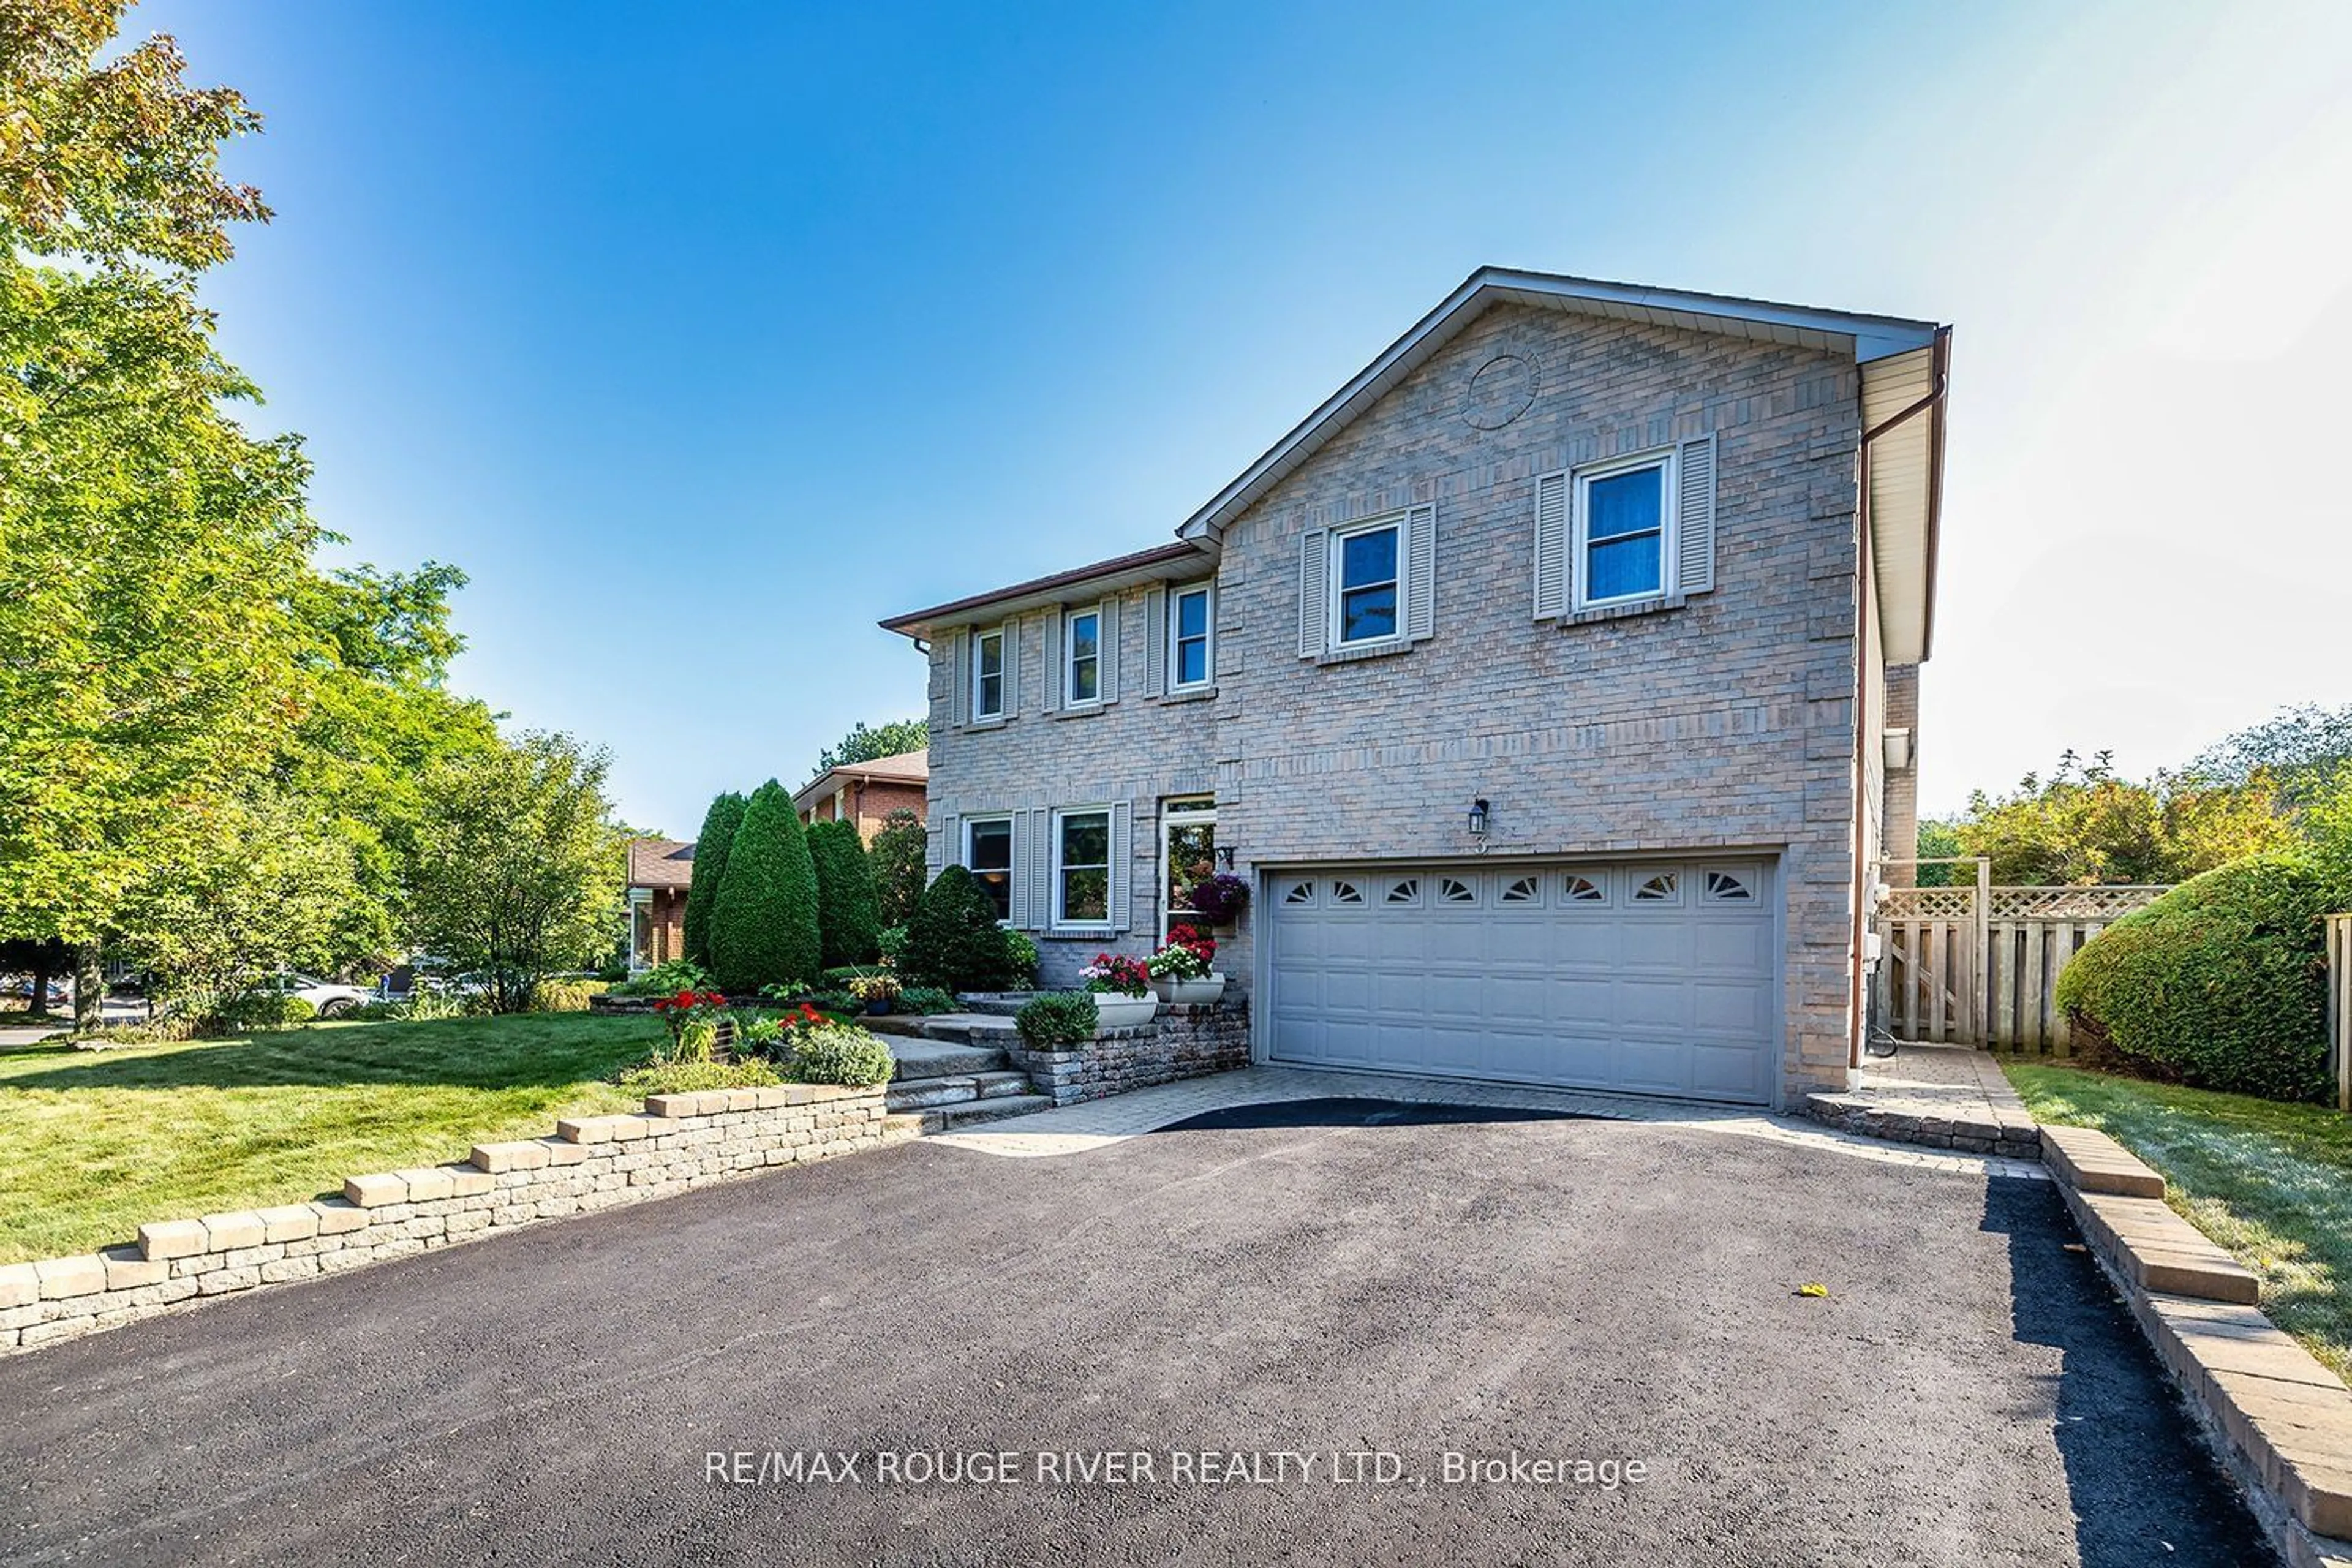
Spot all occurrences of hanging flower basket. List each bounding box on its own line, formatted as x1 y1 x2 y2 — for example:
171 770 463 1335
1186 872 1250 926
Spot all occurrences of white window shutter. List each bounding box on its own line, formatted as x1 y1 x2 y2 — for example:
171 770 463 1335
1043 611 1063 712
1099 596 1121 704
1677 435 1717 595
1142 587 1167 696
1108 801 1133 932
1404 504 1436 641
1298 529 1329 658
1001 619 1019 715
949 631 969 727
1028 807 1052 928
1008 812 1030 928
1533 472 1569 619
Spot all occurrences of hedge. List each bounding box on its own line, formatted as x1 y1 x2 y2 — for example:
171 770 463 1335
902 865 1019 993
680 791 746 967
808 819 883 970
707 780 822 995
2054 853 2334 1101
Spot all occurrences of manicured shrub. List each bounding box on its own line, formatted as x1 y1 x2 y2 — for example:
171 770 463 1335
609 957 715 998
1016 991 1096 1049
709 781 822 996
899 986 957 1016
2055 853 2334 1101
808 820 884 970
869 809 929 927
878 925 909 965
786 1022 896 1086
530 977 609 1012
901 866 1019 993
680 791 747 967
1005 929 1041 986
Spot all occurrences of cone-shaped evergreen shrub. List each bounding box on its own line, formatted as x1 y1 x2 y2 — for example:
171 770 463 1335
809 819 883 969
902 865 1019 992
680 790 746 967
708 780 821 994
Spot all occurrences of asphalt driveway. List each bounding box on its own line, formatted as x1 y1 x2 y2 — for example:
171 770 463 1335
1 1098 2267 1566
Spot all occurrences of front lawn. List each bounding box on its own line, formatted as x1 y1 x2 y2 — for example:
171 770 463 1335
2002 1058 2352 1381
0 1013 661 1264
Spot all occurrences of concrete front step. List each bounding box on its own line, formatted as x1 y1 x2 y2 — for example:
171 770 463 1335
886 1038 1008 1082
921 1093 1052 1133
884 1069 1039 1115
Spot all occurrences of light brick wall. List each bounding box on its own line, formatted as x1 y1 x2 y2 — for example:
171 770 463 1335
924 302 1873 1103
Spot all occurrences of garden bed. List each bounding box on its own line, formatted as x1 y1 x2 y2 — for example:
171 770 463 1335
2001 1057 2352 1381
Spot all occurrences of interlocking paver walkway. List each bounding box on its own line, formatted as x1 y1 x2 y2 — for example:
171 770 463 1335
928 1064 2046 1180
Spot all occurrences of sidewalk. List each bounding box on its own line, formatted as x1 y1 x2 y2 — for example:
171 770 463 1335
1804 1041 2042 1159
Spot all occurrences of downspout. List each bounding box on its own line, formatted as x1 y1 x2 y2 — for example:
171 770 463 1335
1848 328 1950 1070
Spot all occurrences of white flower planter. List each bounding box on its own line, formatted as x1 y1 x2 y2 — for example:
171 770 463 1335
1091 993 1161 1033
1150 973 1227 1005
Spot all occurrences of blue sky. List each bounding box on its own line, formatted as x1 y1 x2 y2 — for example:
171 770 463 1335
145 1 2352 832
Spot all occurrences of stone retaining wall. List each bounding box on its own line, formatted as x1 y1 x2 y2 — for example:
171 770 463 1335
1016 1001 1251 1107
0 1082 907 1356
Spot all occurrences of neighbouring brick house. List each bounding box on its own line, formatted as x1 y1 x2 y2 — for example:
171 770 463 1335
793 750 929 842
883 269 1947 1109
625 837 693 971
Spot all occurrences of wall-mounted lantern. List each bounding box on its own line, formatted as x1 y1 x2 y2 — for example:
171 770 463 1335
1467 798 1491 839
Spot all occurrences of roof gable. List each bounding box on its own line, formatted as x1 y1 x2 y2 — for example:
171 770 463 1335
1177 267 1941 544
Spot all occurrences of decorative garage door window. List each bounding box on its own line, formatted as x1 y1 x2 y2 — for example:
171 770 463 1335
1282 880 1315 905
1634 872 1680 903
1385 878 1420 905
1562 873 1608 904
1330 879 1363 905
1703 870 1754 902
1439 876 1477 905
1500 875 1540 904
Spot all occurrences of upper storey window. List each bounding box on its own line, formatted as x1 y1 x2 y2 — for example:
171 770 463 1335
972 625 1006 720
1065 606 1102 706
1333 521 1401 646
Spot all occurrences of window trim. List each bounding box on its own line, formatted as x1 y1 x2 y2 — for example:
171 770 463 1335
1159 797 1216 940
1063 603 1104 708
1167 583 1214 692
970 624 1007 722
1327 516 1406 650
963 814 1016 924
1051 805 1114 930
1571 447 1678 612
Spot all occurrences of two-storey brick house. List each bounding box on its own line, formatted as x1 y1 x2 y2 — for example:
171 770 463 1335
884 270 1948 1108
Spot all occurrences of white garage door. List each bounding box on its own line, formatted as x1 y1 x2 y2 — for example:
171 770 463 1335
1264 861 1777 1105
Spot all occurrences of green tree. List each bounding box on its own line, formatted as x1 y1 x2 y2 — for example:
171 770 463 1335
869 808 928 927
708 780 820 994
405 733 627 1014
2190 704 2352 813
118 786 361 1025
1913 818 1964 887
679 791 745 968
1954 752 2291 886
812 718 927 781
902 866 1017 992
807 820 883 969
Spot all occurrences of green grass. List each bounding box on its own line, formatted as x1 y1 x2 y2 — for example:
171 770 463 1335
2002 1057 2352 1381
0 1013 663 1264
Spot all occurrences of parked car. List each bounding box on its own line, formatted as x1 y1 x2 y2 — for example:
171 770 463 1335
4 976 68 1009
251 972 375 1019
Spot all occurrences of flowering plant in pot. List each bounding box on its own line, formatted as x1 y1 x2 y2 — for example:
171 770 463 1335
1146 925 1225 1004
650 989 728 1063
1186 872 1250 927
1079 953 1159 1029
848 973 903 1016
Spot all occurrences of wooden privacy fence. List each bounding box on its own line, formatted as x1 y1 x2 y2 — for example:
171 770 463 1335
2324 915 2352 1112
1872 866 2169 1053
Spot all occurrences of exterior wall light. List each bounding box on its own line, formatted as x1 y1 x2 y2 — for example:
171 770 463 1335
1215 846 1236 870
1468 798 1490 839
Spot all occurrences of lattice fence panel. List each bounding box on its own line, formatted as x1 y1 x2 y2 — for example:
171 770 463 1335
1986 886 2169 921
